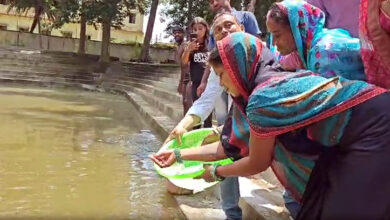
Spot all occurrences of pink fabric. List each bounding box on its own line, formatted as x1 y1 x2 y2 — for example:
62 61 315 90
360 0 390 89
279 51 304 71
380 8 390 33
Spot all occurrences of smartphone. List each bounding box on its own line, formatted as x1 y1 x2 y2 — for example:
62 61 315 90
190 33 197 41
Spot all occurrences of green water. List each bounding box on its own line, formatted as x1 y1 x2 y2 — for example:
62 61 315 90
0 85 183 219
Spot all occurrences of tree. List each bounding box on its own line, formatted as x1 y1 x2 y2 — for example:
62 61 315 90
52 0 87 53
243 0 256 12
55 0 148 60
161 0 242 35
85 0 146 62
253 0 277 33
54 0 88 54
7 0 58 33
78 1 87 54
139 0 158 62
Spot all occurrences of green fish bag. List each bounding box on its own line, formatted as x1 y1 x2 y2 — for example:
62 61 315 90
154 128 233 179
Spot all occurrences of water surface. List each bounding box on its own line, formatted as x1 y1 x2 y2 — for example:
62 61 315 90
0 85 182 219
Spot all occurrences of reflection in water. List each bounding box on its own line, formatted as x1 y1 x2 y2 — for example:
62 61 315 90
0 86 183 219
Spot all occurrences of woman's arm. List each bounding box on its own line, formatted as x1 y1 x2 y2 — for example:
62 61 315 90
197 66 211 96
150 142 228 167
214 134 275 178
181 141 227 161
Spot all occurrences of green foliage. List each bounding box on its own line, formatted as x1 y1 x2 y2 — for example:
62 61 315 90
7 0 58 21
161 0 276 35
161 0 212 34
161 0 242 34
254 0 277 33
85 0 147 26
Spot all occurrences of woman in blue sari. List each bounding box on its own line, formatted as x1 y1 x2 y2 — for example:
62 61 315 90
206 32 390 219
267 0 366 80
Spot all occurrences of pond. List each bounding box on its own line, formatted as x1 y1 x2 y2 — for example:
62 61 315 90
0 85 183 219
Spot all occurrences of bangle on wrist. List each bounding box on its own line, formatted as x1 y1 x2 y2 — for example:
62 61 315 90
211 164 225 181
174 148 183 164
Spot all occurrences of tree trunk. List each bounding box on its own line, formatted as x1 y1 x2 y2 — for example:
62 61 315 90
186 0 193 39
100 18 111 63
30 6 42 33
139 0 159 62
247 0 256 12
243 0 256 12
78 7 87 54
38 18 42 49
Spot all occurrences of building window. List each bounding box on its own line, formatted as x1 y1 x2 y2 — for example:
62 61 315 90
87 35 91 40
18 27 29 32
129 13 136 24
0 0 9 5
61 31 73 38
0 24 7 30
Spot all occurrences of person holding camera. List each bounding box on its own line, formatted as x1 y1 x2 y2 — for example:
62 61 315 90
181 17 213 128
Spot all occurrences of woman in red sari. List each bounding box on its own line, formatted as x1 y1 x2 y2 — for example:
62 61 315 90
360 0 390 88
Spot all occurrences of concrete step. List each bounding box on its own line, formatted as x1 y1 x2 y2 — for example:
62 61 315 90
118 72 179 85
0 64 90 76
101 80 183 122
0 53 95 64
121 89 177 139
94 85 177 139
0 76 97 91
0 73 96 85
119 80 182 104
123 75 178 93
0 60 90 72
0 70 98 80
122 62 180 74
121 69 180 80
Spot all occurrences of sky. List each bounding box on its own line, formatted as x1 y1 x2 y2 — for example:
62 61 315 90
142 5 173 43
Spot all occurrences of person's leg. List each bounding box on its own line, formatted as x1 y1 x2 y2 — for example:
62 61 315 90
182 81 193 115
220 177 242 220
215 91 230 125
203 114 213 128
191 82 201 130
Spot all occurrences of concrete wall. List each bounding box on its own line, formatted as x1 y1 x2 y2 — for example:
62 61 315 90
0 30 175 63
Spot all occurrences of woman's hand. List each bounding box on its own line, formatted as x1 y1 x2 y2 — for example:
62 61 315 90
196 82 207 96
186 41 200 53
201 132 219 145
149 150 176 167
197 165 215 182
177 82 184 95
163 124 188 145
